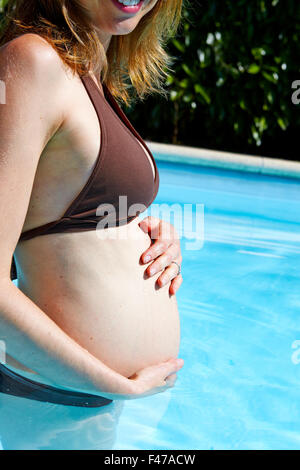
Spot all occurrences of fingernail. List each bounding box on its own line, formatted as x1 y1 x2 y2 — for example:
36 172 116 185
144 255 151 263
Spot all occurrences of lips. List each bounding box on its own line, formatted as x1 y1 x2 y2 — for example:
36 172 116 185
111 0 144 15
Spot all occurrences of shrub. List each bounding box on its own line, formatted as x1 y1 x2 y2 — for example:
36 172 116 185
127 0 300 159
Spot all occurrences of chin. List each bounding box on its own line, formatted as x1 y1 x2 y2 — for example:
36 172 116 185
112 24 139 35
98 19 140 36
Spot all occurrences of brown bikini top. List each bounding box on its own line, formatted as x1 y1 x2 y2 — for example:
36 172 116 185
10 75 159 280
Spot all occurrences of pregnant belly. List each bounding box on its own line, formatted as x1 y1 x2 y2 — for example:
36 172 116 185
61 272 180 378
15 218 181 378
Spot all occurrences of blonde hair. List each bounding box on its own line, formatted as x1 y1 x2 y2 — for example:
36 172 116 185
0 0 184 105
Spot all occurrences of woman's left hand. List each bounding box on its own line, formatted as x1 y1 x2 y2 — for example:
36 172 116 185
138 216 183 296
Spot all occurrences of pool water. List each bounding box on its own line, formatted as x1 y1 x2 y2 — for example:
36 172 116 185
5 160 300 450
115 161 300 450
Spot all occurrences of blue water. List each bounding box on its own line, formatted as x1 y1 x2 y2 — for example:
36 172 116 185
115 161 300 450
5 160 300 450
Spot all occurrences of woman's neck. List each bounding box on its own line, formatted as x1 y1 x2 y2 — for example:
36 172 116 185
95 28 112 53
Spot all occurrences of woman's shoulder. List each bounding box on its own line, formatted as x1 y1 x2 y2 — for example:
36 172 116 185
0 33 71 132
0 33 66 80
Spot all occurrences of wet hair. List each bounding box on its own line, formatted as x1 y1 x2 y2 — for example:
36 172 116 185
0 0 184 105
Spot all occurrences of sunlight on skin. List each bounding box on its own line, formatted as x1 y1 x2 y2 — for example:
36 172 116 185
80 0 159 51
79 0 183 295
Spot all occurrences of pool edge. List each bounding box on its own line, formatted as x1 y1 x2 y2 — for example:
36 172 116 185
146 141 300 180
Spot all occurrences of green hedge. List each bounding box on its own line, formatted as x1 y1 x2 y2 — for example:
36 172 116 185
127 0 300 159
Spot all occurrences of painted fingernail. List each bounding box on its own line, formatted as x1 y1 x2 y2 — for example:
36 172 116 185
149 267 156 275
144 255 151 263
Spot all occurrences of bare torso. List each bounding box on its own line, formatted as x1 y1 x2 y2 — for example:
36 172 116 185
8 66 180 381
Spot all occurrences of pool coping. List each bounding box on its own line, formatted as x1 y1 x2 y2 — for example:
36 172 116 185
146 141 300 180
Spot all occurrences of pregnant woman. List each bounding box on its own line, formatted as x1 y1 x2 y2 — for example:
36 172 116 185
0 0 184 449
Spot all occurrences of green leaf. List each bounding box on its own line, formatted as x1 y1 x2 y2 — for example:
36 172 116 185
172 39 185 53
165 75 174 86
267 91 274 104
194 84 211 104
182 63 196 79
277 117 288 130
179 78 189 89
239 100 247 110
254 116 268 132
183 94 193 103
170 89 184 101
248 64 260 74
251 47 266 58
262 70 277 83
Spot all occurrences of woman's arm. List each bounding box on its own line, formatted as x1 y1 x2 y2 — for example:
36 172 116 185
0 34 183 400
0 278 183 399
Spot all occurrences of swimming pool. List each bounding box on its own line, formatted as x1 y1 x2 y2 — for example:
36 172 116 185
115 160 300 450
6 159 300 450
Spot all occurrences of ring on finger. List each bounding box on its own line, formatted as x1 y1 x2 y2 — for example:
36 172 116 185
170 260 181 276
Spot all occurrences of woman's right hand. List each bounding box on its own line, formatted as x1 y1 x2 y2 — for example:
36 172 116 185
125 358 184 399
